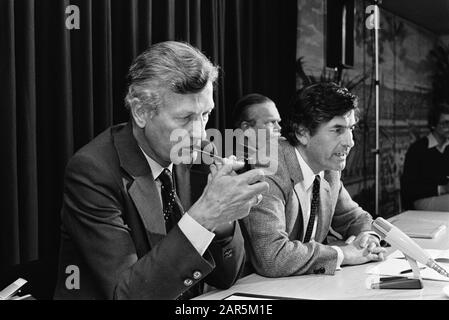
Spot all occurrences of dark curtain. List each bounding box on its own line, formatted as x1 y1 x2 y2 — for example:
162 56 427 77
0 0 296 298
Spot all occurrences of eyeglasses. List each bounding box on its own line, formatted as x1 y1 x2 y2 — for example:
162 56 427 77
437 121 449 128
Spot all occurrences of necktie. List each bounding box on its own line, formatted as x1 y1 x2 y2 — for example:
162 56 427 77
303 175 320 243
158 168 184 232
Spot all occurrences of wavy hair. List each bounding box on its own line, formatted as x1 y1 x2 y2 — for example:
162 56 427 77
124 41 218 111
282 82 359 146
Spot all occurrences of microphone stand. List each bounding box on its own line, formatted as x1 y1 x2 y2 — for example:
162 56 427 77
404 254 423 281
370 0 381 217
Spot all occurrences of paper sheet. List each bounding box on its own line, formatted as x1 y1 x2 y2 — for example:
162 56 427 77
366 249 449 282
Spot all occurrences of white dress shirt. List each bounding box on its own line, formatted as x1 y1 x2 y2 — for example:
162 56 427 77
294 148 344 269
140 148 214 256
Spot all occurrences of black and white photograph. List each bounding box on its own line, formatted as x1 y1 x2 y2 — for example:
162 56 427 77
1 0 449 310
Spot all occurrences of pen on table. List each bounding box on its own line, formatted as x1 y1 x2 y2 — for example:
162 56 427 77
399 267 426 274
379 276 407 282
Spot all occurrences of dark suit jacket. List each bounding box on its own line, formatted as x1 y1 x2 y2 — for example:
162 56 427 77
400 136 449 210
54 122 245 299
241 139 373 277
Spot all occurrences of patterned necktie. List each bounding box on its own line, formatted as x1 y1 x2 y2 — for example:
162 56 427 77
158 168 184 232
303 175 320 243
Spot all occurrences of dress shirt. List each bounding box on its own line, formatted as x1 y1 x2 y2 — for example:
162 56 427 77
427 132 449 154
140 148 215 256
294 149 344 269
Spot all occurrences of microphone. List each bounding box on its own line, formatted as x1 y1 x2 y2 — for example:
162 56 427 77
372 217 449 278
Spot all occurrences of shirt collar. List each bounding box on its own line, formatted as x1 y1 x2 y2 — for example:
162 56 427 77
427 133 449 153
139 147 173 181
295 148 324 191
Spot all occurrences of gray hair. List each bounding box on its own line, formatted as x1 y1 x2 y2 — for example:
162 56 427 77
124 41 219 111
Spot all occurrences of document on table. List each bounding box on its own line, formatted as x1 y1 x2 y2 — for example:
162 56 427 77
366 249 449 282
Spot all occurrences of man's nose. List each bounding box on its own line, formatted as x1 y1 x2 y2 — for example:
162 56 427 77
274 121 281 130
342 130 355 148
192 118 207 140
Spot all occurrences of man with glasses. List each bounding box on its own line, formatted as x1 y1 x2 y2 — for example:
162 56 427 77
401 103 449 211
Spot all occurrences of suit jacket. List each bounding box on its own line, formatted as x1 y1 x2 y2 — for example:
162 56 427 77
54 122 245 299
400 136 449 210
241 139 373 277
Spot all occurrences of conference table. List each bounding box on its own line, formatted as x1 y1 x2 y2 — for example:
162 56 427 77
415 194 449 212
196 210 449 300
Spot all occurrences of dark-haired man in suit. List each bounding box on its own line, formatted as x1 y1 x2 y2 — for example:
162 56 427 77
241 83 385 277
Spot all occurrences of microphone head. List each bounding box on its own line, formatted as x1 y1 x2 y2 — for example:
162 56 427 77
372 217 393 238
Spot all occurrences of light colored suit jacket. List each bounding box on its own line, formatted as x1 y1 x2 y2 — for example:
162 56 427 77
241 139 373 277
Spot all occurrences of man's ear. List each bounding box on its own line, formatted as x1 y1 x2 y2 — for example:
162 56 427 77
129 98 150 128
240 121 251 131
295 126 310 145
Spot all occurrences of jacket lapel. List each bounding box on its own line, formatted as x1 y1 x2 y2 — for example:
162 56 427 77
281 140 304 186
281 140 333 242
113 122 166 247
281 141 305 239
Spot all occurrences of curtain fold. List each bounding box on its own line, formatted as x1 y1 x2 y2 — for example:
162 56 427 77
0 0 20 266
0 0 297 275
72 0 94 146
91 0 114 133
15 0 38 264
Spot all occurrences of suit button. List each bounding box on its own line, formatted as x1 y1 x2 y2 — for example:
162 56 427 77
193 271 202 280
319 267 325 274
183 278 193 287
223 248 233 259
